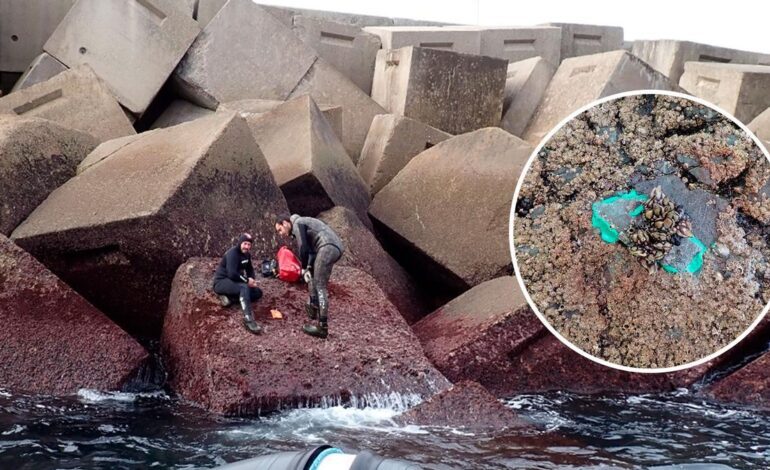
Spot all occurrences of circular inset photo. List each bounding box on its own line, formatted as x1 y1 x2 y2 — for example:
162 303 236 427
511 91 770 372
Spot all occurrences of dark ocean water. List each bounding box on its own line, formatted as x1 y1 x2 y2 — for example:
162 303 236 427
0 386 767 469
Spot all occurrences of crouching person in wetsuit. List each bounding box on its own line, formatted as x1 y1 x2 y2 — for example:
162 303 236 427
275 215 344 339
213 233 263 335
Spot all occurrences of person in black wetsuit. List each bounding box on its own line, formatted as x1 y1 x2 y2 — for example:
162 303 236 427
213 233 263 334
275 214 344 339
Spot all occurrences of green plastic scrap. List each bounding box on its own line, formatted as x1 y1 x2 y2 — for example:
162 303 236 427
591 189 707 275
590 190 647 243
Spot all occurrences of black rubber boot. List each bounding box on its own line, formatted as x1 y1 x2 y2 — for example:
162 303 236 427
302 321 327 339
240 286 262 335
305 302 319 320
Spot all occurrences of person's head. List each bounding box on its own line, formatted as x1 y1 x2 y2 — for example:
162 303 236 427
275 215 292 237
237 233 253 253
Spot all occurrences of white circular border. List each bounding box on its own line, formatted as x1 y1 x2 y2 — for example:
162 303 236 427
509 89 770 374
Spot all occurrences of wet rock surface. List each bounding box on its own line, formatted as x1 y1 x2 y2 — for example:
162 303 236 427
0 234 148 395
161 258 449 416
514 94 769 369
395 381 530 430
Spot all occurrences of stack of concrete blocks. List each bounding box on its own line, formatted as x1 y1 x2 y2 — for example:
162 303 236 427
679 63 770 124
371 46 507 135
0 65 136 142
149 99 215 129
523 50 677 145
174 0 386 162
196 1 450 29
365 26 482 55
632 40 770 84
501 56 557 137
544 23 624 61
0 0 76 93
41 0 200 117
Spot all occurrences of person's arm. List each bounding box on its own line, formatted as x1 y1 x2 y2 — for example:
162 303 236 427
296 222 311 269
245 257 256 280
226 249 247 283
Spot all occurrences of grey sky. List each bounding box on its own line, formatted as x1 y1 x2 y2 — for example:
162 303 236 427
259 0 769 54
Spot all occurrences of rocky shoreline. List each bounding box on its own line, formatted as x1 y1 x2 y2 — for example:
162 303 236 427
1 0 769 428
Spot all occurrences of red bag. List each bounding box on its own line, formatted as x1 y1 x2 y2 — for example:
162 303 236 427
276 246 301 283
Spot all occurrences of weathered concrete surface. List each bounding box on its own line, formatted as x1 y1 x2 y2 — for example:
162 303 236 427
357 114 451 195
161 258 450 415
44 0 200 114
243 95 370 224
286 59 387 162
364 26 481 55
544 23 624 60
0 0 75 72
174 0 317 109
291 16 381 94
219 99 344 144
0 234 148 395
523 51 677 145
412 277 545 387
370 128 532 291
372 46 507 135
680 62 770 124
748 107 770 142
318 206 428 324
11 113 289 337
477 26 561 65
150 99 214 130
76 131 156 174
632 40 770 84
0 115 98 235
501 56 557 137
0 65 136 142
11 52 68 91
395 381 529 430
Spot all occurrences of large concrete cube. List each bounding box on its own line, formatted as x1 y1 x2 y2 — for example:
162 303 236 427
0 0 75 72
523 50 677 145
632 40 770 84
11 113 289 336
0 115 98 235
372 46 507 135
477 26 561 65
501 56 557 137
44 0 200 114
679 62 770 124
0 65 136 142
545 23 623 60
0 234 148 395
161 259 449 415
11 52 68 92
174 0 317 109
242 95 370 224
292 16 381 94
370 128 532 292
287 59 387 162
357 114 451 195
363 26 481 55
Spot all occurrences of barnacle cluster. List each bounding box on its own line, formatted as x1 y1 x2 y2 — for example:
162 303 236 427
626 186 693 272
